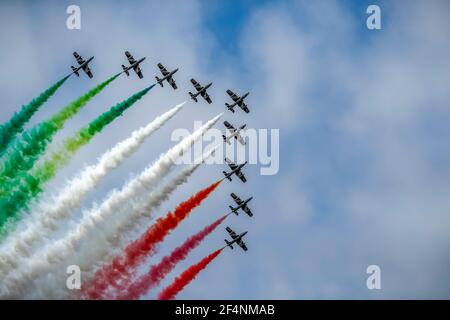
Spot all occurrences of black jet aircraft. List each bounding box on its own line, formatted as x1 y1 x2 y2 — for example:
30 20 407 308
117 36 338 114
229 193 253 217
155 63 178 89
224 226 248 251
121 51 145 79
71 52 94 78
223 157 247 183
189 79 213 103
225 89 250 113
222 121 246 145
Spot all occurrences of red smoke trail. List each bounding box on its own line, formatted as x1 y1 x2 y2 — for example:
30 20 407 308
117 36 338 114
157 247 225 300
82 179 222 299
118 213 229 299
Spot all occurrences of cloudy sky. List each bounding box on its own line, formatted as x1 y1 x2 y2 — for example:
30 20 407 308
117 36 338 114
1 0 450 299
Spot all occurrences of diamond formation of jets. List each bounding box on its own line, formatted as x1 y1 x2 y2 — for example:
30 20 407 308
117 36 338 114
229 193 253 217
224 226 248 251
222 121 246 145
225 89 250 113
121 51 145 79
70 49 254 253
189 79 213 104
71 52 94 78
223 157 247 183
155 63 178 89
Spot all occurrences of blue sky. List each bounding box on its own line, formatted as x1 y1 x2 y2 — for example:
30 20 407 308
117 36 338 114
1 0 450 299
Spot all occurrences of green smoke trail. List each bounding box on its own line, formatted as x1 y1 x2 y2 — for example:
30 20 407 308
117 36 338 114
0 74 119 192
36 84 154 183
0 76 70 157
0 84 154 237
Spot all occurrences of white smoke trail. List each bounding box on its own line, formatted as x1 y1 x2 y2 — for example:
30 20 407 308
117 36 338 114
36 146 218 299
111 146 219 250
0 103 184 279
0 113 222 299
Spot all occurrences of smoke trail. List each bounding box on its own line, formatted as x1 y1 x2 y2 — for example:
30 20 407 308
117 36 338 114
63 148 217 300
83 178 222 299
42 148 218 300
0 83 153 235
118 214 229 300
0 114 221 298
0 76 69 156
0 103 184 279
108 147 220 253
74 147 219 296
36 84 156 183
158 248 224 300
0 74 119 191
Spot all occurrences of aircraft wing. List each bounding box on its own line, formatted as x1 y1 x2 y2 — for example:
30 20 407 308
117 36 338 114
226 226 238 239
125 51 137 64
190 78 203 91
225 158 238 171
158 63 169 76
168 76 177 89
231 193 243 205
236 133 246 145
226 89 240 102
237 238 248 251
240 102 250 113
236 170 247 183
73 52 85 65
133 64 144 79
201 91 212 104
83 65 94 78
224 121 235 131
243 205 253 217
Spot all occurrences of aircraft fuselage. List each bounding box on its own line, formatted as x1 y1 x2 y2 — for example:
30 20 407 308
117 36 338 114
229 92 250 107
226 231 248 248
125 57 146 71
232 197 253 213
158 68 179 83
223 161 247 180
224 125 246 145
72 56 94 73
193 82 212 97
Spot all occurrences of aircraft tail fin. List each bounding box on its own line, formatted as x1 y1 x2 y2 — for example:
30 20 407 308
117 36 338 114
122 65 130 76
223 171 232 181
222 135 231 145
71 66 79 77
155 76 164 87
225 239 234 249
229 206 238 215
225 103 235 113
189 92 198 102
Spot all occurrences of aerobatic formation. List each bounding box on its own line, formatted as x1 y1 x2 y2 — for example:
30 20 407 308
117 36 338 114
0 50 254 300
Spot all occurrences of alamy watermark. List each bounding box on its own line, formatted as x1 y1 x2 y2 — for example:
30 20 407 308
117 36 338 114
366 265 382 290
66 265 81 290
171 121 280 176
366 5 382 30
66 5 81 30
